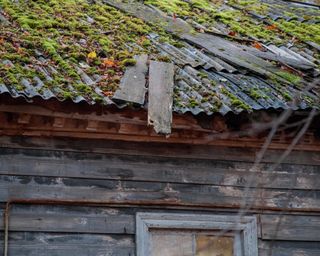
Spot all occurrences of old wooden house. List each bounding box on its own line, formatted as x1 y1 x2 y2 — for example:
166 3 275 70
0 0 320 255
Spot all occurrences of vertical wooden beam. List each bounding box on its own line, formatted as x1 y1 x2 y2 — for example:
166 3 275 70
148 61 174 135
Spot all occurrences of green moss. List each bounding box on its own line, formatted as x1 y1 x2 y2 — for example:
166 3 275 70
283 92 292 101
0 0 175 100
276 71 301 86
248 89 262 100
121 58 137 66
189 98 199 107
221 87 251 110
198 71 208 79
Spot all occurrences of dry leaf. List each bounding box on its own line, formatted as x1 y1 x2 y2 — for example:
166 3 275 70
252 41 263 50
228 31 236 37
266 24 278 31
102 58 116 68
103 91 113 96
87 51 97 59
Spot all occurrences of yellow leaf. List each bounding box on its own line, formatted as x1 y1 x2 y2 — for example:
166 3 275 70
87 51 97 59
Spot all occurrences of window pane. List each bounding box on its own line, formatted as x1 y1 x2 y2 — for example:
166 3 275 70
196 235 234 256
151 231 193 256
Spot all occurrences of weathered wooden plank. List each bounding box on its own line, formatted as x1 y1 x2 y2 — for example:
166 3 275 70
0 175 319 211
259 241 320 256
1 233 320 256
113 55 148 105
0 204 261 236
1 148 319 190
0 232 135 256
261 214 320 241
183 33 273 78
148 61 174 134
1 136 320 166
0 205 134 234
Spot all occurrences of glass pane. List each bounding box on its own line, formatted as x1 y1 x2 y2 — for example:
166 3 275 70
151 231 193 256
196 235 234 256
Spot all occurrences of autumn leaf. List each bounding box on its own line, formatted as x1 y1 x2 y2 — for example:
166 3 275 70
252 41 263 50
103 91 113 97
102 58 116 68
265 24 278 31
87 51 97 59
0 37 4 44
228 31 236 37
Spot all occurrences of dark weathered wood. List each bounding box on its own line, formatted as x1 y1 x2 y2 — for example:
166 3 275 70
1 148 320 190
258 241 320 256
0 204 259 235
113 55 148 105
1 136 319 166
0 175 319 211
1 233 320 256
261 214 320 241
0 205 134 234
148 61 174 134
0 232 135 256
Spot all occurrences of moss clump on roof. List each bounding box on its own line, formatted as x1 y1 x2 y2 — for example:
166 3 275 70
230 0 320 45
145 0 295 44
221 87 251 111
0 0 174 100
275 71 302 86
275 20 320 45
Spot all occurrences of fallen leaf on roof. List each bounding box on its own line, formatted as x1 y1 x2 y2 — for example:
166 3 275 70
102 58 116 68
87 51 97 59
265 24 278 31
252 41 263 50
103 91 113 97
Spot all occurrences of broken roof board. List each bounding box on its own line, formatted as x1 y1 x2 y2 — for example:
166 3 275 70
113 54 148 105
148 61 174 134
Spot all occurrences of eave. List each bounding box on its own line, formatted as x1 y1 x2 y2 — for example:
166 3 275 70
1 97 319 152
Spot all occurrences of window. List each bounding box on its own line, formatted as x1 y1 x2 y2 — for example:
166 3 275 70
136 213 258 256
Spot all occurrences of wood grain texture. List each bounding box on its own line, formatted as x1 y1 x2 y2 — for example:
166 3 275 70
1 233 319 256
0 175 319 211
1 148 319 190
0 232 134 256
1 136 320 166
0 204 318 255
113 55 148 105
259 241 320 256
0 205 134 234
261 214 320 241
148 61 174 134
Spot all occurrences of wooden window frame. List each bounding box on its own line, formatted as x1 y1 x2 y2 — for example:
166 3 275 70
136 212 258 256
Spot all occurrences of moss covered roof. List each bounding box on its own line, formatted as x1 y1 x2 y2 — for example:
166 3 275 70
0 0 319 114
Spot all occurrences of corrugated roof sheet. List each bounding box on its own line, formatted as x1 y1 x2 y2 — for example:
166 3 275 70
0 0 319 115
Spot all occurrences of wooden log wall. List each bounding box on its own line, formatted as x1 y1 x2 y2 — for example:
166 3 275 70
0 136 319 256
